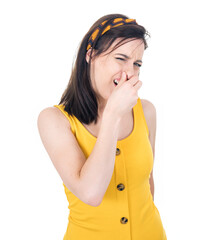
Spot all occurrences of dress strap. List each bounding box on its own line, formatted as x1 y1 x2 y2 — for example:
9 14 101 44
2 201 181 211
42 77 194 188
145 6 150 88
53 104 76 135
137 98 149 136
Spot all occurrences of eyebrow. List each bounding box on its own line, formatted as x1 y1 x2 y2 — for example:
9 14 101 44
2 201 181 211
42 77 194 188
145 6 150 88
115 53 143 63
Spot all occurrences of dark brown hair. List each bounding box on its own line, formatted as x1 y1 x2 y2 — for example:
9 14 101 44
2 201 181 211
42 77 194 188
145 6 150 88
58 13 150 125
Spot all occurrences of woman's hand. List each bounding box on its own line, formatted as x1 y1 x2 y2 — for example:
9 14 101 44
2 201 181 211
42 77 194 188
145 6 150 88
105 71 142 119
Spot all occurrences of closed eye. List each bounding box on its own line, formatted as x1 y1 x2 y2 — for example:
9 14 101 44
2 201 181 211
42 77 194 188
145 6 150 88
115 58 142 68
116 57 125 61
134 63 142 68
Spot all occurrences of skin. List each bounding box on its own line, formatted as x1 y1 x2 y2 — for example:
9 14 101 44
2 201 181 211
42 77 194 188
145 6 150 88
86 38 144 117
86 38 156 201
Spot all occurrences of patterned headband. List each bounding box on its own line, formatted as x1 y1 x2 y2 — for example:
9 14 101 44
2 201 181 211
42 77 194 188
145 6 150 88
86 18 137 51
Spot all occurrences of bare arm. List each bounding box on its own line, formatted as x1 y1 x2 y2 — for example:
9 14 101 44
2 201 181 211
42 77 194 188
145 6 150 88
37 107 121 207
149 173 154 201
79 109 121 206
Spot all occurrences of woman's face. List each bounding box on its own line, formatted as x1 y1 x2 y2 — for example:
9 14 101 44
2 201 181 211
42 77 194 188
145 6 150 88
86 38 145 110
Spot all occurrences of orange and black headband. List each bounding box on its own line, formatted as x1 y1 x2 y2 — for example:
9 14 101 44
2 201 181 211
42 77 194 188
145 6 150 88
87 18 137 51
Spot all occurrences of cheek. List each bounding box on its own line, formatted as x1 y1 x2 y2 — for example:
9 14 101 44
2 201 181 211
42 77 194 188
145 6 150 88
106 63 122 81
108 60 121 71
94 60 121 88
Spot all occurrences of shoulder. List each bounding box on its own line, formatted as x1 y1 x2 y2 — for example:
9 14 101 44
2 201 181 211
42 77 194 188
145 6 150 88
140 98 156 117
37 106 70 129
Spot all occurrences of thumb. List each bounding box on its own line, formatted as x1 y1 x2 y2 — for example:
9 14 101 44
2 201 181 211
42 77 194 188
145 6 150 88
117 72 127 87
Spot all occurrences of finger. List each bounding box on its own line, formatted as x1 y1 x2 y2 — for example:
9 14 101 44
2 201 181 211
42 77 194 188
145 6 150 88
127 75 139 86
116 71 127 87
133 80 143 90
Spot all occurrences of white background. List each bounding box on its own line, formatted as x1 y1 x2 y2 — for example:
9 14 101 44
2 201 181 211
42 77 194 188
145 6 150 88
1 0 210 239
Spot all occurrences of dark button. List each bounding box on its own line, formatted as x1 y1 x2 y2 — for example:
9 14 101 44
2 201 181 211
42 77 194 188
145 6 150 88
117 183 125 191
116 148 120 155
120 217 128 224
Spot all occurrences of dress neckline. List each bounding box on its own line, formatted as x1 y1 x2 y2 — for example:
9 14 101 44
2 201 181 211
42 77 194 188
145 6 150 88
75 104 136 143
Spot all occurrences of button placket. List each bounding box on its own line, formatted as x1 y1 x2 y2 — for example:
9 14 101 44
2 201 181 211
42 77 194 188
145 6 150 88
117 183 125 191
115 145 131 238
116 147 120 155
120 217 128 224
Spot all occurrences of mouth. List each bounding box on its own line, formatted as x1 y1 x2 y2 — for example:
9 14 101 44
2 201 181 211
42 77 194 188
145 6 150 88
113 79 119 87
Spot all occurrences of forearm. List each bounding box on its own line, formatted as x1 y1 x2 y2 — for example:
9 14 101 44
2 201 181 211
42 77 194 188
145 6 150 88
79 109 121 206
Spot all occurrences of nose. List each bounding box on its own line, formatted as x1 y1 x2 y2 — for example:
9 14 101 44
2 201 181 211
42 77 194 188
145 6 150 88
123 63 136 80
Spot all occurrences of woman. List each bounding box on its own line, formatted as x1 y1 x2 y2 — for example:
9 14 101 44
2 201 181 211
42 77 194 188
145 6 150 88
37 13 167 240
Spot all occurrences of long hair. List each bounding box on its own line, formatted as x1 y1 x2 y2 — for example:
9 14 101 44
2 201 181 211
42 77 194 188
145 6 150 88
58 13 150 125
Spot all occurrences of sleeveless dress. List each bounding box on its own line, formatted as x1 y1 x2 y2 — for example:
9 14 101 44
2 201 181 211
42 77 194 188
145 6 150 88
53 97 167 240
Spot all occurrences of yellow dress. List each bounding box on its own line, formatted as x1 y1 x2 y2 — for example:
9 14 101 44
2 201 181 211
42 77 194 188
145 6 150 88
54 97 167 240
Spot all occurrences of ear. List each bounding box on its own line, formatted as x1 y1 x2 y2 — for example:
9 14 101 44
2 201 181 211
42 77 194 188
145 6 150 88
85 48 92 63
